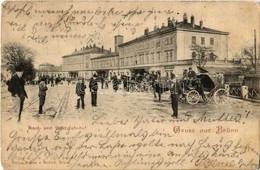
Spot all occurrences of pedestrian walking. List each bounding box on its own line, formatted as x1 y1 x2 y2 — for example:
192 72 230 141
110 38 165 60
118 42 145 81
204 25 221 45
112 73 118 92
38 77 48 114
89 74 98 107
101 76 104 89
50 76 54 87
122 73 130 92
149 71 157 98
155 71 163 102
76 77 86 109
170 75 182 118
6 67 28 122
105 77 109 89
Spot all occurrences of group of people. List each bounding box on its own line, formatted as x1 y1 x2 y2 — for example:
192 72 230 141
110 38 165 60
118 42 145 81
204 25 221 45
183 67 197 87
5 65 202 122
75 74 98 109
6 66 48 122
149 71 182 118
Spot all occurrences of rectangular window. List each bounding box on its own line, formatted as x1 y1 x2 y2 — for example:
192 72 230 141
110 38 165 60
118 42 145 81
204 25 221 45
165 38 168 45
192 36 196 45
201 37 205 45
151 41 154 48
210 38 214 45
170 37 173 44
156 41 160 47
151 53 154 63
165 51 168 62
170 51 173 61
157 52 161 62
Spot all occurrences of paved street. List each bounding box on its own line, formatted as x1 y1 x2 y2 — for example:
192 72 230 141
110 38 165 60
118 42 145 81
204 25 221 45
1 82 259 123
1 82 260 170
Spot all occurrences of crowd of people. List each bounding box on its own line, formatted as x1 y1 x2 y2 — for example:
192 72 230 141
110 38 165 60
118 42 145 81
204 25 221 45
5 65 205 122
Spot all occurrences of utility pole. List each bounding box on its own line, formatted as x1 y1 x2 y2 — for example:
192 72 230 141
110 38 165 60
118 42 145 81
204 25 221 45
254 29 257 73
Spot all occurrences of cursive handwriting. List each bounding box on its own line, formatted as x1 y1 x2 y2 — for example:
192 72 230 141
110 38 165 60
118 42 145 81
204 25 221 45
3 114 259 169
3 2 178 45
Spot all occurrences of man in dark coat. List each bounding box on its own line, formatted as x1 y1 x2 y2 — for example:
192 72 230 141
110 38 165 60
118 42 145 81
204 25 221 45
187 67 196 87
89 74 98 106
38 77 48 114
170 76 182 118
6 67 28 122
112 73 118 92
100 76 104 89
155 71 162 102
149 71 157 98
76 77 86 109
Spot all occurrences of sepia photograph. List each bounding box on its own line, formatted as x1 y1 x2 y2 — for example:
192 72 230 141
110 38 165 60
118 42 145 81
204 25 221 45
1 1 260 169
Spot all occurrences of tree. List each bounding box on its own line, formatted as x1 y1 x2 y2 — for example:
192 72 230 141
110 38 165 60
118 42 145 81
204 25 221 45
235 46 259 74
2 42 36 80
190 44 215 68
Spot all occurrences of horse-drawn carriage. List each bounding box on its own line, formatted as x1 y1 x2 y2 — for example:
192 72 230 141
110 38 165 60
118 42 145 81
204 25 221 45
179 73 228 105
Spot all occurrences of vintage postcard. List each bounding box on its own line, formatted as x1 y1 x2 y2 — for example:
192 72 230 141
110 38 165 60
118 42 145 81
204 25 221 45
1 1 259 169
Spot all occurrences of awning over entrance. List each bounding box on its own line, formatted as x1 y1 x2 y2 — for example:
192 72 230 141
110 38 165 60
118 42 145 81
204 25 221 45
198 66 242 75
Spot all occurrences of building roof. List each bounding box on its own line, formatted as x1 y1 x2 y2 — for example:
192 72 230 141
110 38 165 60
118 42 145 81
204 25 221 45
91 53 119 60
62 46 116 58
119 21 229 47
198 66 242 74
39 62 54 66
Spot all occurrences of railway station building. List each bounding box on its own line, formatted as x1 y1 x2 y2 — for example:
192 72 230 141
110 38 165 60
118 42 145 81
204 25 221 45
62 13 241 80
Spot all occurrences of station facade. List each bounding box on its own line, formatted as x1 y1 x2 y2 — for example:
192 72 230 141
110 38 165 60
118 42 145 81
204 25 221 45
61 13 238 80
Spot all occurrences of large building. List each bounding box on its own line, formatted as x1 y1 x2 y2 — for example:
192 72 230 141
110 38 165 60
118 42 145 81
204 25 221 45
117 13 230 77
62 13 241 80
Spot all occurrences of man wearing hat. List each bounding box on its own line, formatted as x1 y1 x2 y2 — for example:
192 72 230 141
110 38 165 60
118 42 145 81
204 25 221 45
6 66 28 122
149 71 157 98
187 67 196 87
170 75 182 118
38 77 48 114
76 77 86 109
89 74 98 106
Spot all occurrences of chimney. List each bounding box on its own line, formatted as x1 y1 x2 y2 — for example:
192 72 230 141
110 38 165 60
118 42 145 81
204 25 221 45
191 15 195 28
200 20 203 29
75 48 77 52
161 23 165 28
144 27 149 35
183 13 188 24
172 17 176 27
154 25 157 31
114 35 124 54
168 17 173 27
93 44 96 47
102 46 104 51
109 48 111 52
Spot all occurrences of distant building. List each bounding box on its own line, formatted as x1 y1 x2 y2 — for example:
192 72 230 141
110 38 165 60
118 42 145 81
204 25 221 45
37 62 63 78
62 44 117 79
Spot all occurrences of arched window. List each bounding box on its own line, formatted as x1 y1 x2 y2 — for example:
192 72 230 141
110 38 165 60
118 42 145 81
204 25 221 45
210 52 216 60
201 52 206 59
192 52 196 59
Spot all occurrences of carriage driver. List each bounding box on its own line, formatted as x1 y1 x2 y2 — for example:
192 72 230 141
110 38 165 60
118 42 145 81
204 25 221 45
187 67 196 87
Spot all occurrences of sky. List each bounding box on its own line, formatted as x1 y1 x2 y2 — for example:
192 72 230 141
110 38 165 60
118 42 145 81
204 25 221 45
1 1 259 67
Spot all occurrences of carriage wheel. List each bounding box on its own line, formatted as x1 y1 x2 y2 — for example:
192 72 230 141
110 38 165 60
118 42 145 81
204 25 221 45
213 89 228 104
186 90 200 105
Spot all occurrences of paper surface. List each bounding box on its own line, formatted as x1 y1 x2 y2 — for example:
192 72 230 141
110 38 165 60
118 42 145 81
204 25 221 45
1 1 260 170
